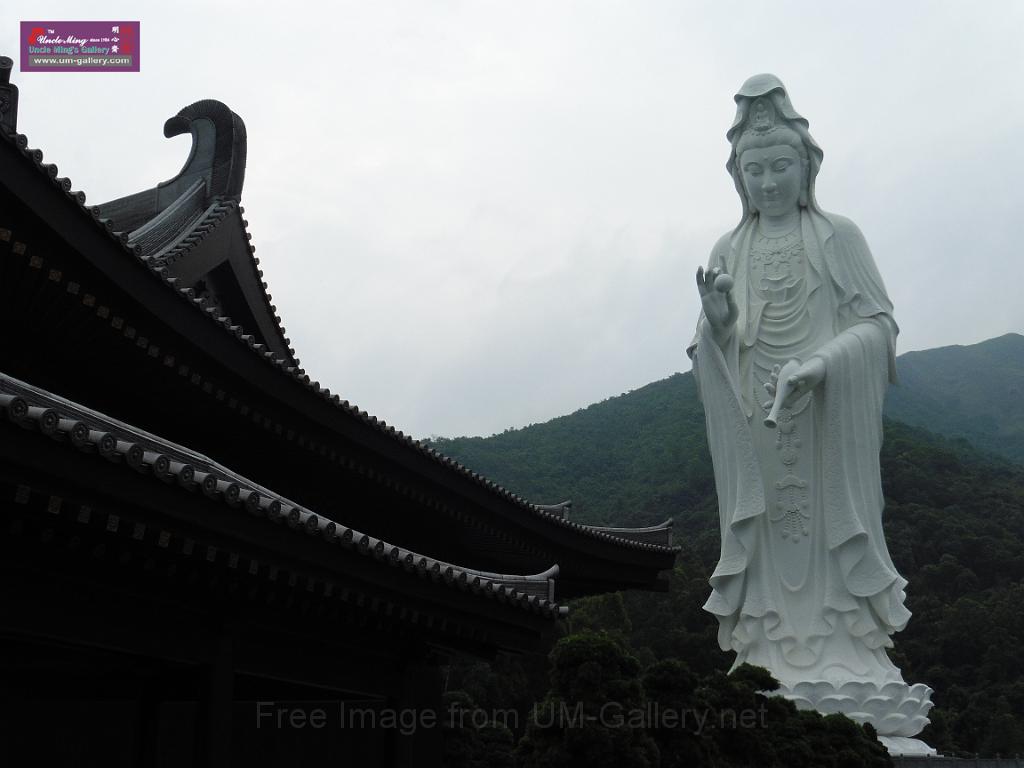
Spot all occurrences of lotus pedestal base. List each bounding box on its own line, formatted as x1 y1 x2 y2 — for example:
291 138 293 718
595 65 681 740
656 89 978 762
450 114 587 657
777 679 936 756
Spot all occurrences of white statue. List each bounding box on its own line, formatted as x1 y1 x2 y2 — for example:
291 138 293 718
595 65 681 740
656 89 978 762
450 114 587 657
687 74 934 756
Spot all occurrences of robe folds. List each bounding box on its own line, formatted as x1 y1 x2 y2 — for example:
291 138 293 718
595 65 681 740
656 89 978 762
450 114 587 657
688 208 911 677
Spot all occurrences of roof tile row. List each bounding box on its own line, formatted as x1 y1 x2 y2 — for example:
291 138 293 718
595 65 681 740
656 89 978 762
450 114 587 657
0 375 567 620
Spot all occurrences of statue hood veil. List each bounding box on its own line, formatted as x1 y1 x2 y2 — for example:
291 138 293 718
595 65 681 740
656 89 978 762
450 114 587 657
726 73 825 226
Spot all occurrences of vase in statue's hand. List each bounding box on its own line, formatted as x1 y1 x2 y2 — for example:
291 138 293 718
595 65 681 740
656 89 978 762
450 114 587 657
764 357 827 427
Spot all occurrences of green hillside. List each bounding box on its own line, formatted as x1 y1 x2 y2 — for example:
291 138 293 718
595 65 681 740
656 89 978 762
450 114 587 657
886 333 1024 463
430 336 1024 757
431 373 712 529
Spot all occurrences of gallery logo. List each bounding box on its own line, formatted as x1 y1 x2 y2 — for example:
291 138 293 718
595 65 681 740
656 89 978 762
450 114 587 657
20 21 141 73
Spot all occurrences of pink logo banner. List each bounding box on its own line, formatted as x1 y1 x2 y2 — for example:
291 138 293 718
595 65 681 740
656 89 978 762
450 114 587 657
21 21 140 72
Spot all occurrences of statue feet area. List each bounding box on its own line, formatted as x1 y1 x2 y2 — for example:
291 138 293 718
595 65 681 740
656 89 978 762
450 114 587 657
777 679 937 756
876 736 939 757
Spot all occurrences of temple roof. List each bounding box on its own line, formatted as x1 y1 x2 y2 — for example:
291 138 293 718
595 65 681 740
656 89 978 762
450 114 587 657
92 100 294 363
1 371 566 621
0 83 678 598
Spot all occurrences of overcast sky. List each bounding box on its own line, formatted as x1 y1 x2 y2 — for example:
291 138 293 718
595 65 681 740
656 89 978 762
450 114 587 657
4 1 1023 437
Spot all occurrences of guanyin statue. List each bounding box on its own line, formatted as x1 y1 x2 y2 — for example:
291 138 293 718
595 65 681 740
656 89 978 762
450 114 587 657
687 73 934 756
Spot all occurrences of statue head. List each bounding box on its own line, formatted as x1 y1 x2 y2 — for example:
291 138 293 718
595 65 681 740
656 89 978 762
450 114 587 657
726 74 824 222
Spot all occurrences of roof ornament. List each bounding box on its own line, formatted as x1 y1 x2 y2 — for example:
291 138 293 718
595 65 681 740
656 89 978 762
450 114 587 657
0 56 19 132
163 99 247 200
536 500 572 520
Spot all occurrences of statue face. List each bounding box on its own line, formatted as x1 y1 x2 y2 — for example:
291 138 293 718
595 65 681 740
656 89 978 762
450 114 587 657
739 144 802 216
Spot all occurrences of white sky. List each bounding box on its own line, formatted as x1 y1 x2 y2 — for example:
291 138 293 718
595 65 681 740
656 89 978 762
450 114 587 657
4 1 1023 437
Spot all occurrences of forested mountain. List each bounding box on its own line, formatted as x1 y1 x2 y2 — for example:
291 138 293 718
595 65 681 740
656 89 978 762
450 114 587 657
432 372 711 528
430 335 1024 758
886 333 1024 463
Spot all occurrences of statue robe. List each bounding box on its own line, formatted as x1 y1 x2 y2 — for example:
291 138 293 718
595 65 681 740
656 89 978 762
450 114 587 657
688 208 911 683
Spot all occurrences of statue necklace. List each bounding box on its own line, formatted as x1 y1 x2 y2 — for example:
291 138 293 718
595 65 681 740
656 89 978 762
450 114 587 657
753 218 802 256
751 220 805 284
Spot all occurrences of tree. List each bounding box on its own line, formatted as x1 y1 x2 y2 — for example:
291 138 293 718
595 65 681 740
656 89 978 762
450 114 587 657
515 632 658 768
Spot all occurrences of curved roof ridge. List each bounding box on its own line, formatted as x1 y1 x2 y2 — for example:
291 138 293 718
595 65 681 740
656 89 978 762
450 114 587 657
0 371 566 619
586 519 673 534
126 178 208 259
580 519 674 548
148 195 234 267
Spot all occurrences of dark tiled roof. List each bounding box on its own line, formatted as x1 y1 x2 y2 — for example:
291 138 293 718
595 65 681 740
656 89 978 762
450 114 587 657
0 120 679 558
0 372 567 620
124 178 208 260
144 195 232 267
580 521 674 547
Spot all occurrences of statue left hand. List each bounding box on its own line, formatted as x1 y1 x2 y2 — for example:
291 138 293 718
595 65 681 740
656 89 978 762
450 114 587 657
781 357 826 407
765 357 826 410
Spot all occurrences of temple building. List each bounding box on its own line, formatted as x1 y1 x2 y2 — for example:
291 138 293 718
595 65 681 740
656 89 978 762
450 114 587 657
0 58 677 766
